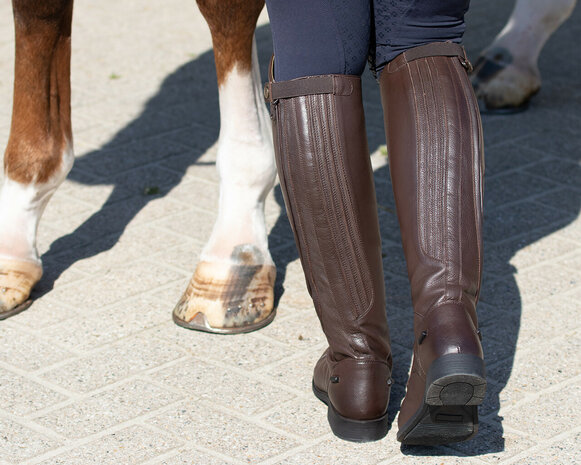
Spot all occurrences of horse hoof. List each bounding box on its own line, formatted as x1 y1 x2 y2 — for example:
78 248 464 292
471 51 540 113
172 246 276 334
0 259 42 319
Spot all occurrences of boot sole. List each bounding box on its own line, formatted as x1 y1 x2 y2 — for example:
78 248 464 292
398 353 486 446
312 380 389 442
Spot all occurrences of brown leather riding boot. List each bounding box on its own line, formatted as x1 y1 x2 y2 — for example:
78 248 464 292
265 70 393 442
379 42 486 445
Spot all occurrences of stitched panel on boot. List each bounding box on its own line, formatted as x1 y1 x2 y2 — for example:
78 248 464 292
309 93 373 320
411 59 446 262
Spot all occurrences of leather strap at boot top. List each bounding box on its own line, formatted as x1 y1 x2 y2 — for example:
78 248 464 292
386 42 472 73
264 60 355 103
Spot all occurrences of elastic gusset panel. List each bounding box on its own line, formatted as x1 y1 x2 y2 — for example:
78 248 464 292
274 91 375 322
308 93 374 320
410 58 448 262
408 56 483 293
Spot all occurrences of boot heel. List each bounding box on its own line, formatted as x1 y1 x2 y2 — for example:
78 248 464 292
312 381 389 442
425 353 486 406
398 354 486 445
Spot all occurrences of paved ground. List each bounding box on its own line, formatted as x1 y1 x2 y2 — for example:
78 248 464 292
0 1 579 464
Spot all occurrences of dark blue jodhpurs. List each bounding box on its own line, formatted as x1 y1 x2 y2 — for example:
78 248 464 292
265 0 470 80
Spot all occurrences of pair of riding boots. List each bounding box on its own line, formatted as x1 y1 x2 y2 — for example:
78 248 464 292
264 42 486 445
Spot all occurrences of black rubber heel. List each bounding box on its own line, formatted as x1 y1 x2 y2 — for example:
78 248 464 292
312 381 389 442
425 353 487 406
398 354 486 446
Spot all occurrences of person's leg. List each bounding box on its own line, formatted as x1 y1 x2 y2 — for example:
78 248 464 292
265 0 393 442
266 0 371 79
371 0 469 74
376 1 486 446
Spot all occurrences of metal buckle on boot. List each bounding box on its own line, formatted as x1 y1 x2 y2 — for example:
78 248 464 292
263 83 278 120
458 55 474 73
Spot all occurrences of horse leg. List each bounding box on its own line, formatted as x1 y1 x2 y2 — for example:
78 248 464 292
471 0 577 111
0 0 74 317
173 0 278 333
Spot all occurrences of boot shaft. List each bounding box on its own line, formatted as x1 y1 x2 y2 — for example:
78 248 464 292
266 72 391 362
380 42 484 324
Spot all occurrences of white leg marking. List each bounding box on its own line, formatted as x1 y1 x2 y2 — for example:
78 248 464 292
0 147 74 264
474 0 577 108
493 0 576 65
201 38 276 265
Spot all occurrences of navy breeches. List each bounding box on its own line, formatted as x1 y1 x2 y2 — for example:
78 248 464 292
265 0 470 80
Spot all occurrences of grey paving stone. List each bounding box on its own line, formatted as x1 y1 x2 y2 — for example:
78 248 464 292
516 296 581 352
156 209 217 245
255 313 326 348
156 448 244 465
477 379 527 419
8 296 81 331
50 223 189 275
258 397 330 440
485 233 578 276
481 143 547 178
273 436 401 465
516 431 581 465
148 240 204 275
525 157 581 188
41 295 173 351
513 262 581 305
485 171 559 210
162 177 219 214
148 402 299 463
54 177 130 212
502 381 581 440
448 418 537 461
274 276 316 314
0 326 75 372
160 147 221 185
382 244 408 279
487 335 580 396
43 261 183 312
519 131 581 162
0 418 61 463
0 368 68 416
262 350 324 393
35 379 180 439
483 201 573 245
149 357 295 416
34 425 182 465
40 335 184 393
144 321 292 373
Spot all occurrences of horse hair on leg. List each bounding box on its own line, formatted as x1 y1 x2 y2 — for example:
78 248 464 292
173 0 278 333
0 0 74 317
472 0 577 112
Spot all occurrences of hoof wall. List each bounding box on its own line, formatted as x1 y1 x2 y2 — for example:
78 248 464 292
0 259 42 319
173 248 276 334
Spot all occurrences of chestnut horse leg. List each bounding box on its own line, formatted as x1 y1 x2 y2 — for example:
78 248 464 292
173 0 278 333
0 0 74 317
472 0 577 111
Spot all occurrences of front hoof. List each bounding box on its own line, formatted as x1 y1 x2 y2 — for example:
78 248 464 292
173 257 276 335
0 259 42 319
471 50 540 113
